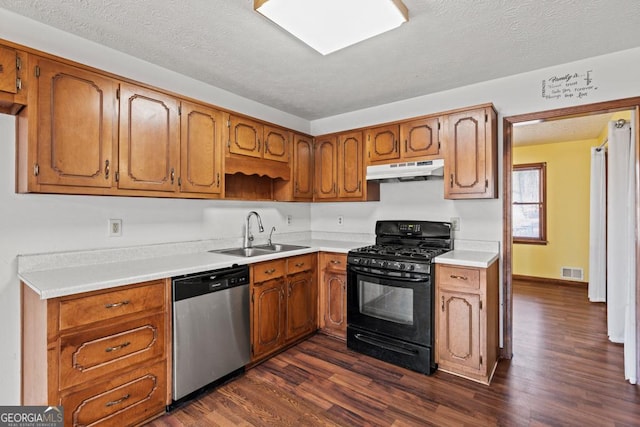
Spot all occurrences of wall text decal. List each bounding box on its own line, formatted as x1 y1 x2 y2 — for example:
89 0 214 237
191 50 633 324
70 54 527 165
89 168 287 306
541 70 598 100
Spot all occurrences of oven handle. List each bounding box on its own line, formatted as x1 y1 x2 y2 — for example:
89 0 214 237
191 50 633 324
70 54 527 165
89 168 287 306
348 265 429 282
353 333 418 356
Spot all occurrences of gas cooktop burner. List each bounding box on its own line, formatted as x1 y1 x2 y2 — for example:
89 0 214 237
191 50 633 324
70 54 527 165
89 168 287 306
350 244 448 261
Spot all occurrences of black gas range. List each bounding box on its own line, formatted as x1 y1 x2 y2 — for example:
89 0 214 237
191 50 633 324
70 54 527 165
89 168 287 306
346 220 453 374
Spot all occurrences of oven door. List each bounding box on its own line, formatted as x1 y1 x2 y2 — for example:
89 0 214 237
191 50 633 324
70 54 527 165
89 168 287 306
347 265 433 347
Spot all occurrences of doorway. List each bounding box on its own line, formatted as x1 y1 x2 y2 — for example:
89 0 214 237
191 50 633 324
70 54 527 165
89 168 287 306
502 97 640 381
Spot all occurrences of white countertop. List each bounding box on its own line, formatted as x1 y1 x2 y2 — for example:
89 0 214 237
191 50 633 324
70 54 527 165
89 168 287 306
19 239 367 300
434 250 499 268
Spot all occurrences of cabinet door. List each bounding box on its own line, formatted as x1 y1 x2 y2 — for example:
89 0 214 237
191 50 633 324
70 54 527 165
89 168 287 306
367 124 400 163
35 57 117 188
337 131 363 198
118 83 179 192
263 125 290 163
252 278 285 358
179 101 223 195
438 289 481 372
292 134 314 199
401 117 441 159
286 271 314 341
0 45 17 94
229 115 263 159
314 136 338 199
444 108 493 198
324 272 347 339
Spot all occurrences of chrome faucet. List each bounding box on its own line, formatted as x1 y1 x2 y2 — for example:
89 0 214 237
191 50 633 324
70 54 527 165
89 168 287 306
268 226 276 246
243 211 264 248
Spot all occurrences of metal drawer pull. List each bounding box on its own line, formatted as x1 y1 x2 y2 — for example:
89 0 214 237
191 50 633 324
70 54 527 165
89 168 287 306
105 341 130 352
104 300 130 309
294 262 305 267
265 268 276 274
441 296 444 311
330 260 341 264
450 275 468 280
105 394 130 407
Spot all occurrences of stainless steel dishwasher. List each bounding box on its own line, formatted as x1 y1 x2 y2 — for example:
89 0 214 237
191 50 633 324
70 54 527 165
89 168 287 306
172 264 250 403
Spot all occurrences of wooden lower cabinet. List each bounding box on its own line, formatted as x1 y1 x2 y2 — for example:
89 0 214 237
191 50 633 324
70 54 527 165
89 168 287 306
22 279 171 426
251 254 316 362
435 261 499 384
61 360 167 427
318 252 348 339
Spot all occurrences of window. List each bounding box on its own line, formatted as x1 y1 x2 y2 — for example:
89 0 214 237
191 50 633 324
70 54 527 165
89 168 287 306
512 162 547 244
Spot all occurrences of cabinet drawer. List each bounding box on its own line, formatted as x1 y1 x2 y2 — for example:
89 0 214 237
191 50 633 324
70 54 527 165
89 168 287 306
61 360 166 427
438 265 480 290
323 253 347 273
58 281 165 331
287 254 314 275
59 313 165 390
253 259 286 283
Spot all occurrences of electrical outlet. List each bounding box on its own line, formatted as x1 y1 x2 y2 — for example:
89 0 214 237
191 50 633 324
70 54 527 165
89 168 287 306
337 215 344 226
287 214 292 225
450 217 460 231
109 219 122 237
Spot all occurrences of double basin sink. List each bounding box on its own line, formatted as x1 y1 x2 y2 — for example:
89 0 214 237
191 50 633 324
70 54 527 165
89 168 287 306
211 243 309 258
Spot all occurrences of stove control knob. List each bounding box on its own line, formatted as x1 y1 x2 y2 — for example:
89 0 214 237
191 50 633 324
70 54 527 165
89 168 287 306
409 265 415 271
381 261 387 267
353 258 360 264
399 264 406 270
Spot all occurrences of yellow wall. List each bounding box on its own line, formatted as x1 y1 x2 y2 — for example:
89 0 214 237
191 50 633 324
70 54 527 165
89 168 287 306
513 139 595 281
513 111 632 282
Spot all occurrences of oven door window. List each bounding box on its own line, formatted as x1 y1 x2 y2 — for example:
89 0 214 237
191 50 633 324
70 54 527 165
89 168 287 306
359 279 413 325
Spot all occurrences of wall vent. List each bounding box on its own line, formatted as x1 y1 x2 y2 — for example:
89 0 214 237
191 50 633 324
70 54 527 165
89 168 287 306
561 267 584 281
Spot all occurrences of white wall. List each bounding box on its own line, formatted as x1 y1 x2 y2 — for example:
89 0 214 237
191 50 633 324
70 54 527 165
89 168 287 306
312 180 501 243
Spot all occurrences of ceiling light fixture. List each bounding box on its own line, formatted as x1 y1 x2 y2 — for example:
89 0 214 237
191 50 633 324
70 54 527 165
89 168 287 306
254 0 409 55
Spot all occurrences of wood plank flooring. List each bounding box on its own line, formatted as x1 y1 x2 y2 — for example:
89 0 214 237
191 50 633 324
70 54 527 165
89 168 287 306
147 280 640 426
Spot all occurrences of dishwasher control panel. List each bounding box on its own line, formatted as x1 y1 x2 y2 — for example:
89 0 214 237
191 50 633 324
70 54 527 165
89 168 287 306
173 265 249 302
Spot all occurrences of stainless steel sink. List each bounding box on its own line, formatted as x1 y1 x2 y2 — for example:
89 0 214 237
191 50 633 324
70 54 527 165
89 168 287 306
253 243 309 252
210 243 309 257
212 247 274 257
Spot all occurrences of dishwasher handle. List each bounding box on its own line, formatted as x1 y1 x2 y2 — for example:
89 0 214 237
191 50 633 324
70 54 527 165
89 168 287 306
173 265 249 302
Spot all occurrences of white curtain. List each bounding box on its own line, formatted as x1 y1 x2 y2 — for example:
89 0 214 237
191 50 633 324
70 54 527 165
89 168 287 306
606 118 637 384
588 147 606 302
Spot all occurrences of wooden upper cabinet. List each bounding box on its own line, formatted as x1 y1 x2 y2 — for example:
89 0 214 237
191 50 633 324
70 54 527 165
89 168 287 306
228 117 290 163
118 83 180 192
401 117 441 159
444 106 497 199
228 115 263 159
0 44 28 115
367 124 400 163
263 125 290 162
314 136 338 199
34 57 117 188
0 45 17 94
337 131 363 198
293 134 314 199
179 101 224 195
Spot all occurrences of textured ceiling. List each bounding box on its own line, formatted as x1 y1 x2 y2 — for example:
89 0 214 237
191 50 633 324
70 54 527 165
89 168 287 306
1 0 640 120
512 113 615 146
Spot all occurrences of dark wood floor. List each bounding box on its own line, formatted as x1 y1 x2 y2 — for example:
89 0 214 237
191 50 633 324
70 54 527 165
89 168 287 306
148 280 640 426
